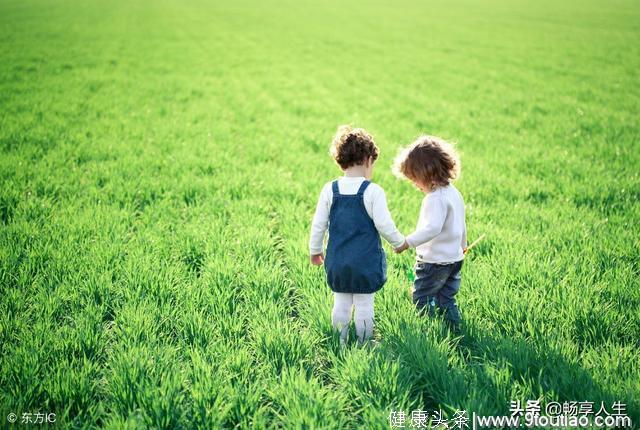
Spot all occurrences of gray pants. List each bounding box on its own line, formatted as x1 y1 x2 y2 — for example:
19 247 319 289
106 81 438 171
413 260 463 324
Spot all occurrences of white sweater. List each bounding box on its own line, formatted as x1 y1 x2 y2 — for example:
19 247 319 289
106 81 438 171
406 184 467 264
309 176 405 255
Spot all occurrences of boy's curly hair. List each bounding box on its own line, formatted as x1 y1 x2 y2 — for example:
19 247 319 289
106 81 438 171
393 135 460 188
330 125 379 169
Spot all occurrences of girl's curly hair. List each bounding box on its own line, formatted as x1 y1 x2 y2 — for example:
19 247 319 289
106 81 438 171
393 135 460 188
330 125 379 169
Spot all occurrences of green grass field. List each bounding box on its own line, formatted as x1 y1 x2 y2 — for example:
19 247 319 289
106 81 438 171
1 0 639 428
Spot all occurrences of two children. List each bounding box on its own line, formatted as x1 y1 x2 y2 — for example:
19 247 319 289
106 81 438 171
309 126 466 345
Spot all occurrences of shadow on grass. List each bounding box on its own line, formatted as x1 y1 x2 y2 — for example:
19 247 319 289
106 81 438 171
382 316 639 426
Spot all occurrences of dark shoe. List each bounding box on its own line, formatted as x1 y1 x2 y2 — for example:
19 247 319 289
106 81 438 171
442 305 461 322
418 303 437 318
441 305 461 329
444 318 463 334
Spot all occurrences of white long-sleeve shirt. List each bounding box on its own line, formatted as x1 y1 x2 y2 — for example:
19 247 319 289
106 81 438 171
406 184 467 264
309 176 405 255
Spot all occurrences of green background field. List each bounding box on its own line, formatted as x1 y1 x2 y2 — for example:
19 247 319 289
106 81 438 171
1 0 639 428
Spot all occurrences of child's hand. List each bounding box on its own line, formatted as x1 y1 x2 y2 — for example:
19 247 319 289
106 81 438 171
310 253 324 265
394 240 410 254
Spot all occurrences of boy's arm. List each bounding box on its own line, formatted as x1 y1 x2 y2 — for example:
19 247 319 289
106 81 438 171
370 186 405 248
405 193 446 248
309 184 331 256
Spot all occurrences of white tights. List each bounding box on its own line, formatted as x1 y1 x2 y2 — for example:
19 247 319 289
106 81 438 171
332 292 375 343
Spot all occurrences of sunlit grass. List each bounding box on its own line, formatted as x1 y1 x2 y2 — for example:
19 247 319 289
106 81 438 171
1 0 639 427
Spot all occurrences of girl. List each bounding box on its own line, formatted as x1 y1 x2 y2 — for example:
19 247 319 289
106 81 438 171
393 135 467 330
309 125 405 345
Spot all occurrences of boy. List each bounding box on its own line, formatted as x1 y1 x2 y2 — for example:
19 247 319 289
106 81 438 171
393 135 467 330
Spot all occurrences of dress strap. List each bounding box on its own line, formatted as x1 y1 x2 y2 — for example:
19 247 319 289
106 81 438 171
331 180 340 195
356 180 370 196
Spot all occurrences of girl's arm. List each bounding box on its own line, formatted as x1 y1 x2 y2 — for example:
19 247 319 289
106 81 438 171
309 183 331 256
461 219 468 252
405 192 446 248
369 186 405 248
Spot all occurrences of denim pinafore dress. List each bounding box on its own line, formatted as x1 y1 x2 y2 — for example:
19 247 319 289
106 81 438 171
324 179 387 294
